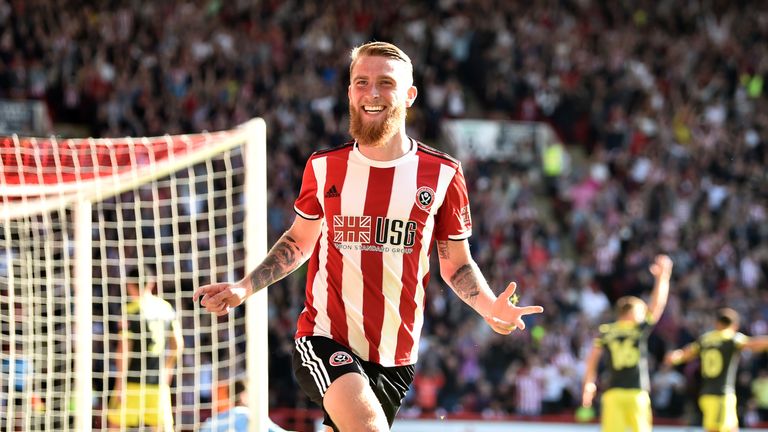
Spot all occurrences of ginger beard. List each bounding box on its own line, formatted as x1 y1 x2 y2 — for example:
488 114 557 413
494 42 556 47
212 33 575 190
349 101 406 148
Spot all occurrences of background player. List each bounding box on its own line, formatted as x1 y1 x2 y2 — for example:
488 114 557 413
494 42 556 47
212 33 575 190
664 308 768 432
581 254 673 432
107 265 183 431
194 41 544 431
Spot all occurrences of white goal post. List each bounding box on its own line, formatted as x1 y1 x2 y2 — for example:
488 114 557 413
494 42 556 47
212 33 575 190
0 119 268 432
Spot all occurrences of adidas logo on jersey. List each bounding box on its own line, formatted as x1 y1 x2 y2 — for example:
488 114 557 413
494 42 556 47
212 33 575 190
325 185 340 198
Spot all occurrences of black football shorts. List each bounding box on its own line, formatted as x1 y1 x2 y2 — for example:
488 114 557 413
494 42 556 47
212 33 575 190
292 335 415 431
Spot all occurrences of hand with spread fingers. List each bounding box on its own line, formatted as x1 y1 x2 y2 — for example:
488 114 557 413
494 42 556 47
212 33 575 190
193 282 250 316
484 282 544 335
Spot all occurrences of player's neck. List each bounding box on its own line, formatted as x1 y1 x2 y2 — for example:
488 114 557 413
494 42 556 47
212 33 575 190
356 130 411 161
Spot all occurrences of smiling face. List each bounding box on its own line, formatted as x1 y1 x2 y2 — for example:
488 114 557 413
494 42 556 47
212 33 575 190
348 54 417 147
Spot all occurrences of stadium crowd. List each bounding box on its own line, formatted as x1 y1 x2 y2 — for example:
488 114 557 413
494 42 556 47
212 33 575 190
2 0 768 428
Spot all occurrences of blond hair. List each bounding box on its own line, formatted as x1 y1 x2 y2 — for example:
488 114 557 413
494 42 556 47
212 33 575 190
716 307 740 329
350 41 413 85
615 296 647 318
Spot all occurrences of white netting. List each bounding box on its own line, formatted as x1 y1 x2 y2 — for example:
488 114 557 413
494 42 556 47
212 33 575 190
0 123 262 431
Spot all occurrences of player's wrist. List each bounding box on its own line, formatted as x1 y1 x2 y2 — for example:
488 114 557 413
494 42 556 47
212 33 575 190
238 279 254 298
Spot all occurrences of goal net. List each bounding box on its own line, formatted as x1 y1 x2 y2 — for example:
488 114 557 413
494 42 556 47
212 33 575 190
0 119 267 431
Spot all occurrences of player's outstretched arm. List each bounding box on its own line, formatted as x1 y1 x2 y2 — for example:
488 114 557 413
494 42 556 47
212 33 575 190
581 343 602 408
194 216 323 315
744 336 768 352
648 254 673 323
664 344 697 366
436 239 543 335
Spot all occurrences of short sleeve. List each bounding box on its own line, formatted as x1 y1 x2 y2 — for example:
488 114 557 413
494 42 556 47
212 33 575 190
734 332 749 349
594 324 610 348
593 337 604 348
293 157 323 220
689 340 701 355
434 164 472 241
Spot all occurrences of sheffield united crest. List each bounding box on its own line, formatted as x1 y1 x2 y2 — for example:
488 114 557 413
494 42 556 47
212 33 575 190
329 351 354 366
415 186 435 211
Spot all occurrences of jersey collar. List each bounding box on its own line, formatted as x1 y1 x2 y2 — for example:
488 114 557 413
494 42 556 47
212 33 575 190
351 138 417 168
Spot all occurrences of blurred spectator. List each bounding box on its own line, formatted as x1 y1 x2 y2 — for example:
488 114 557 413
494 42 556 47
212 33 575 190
651 363 686 418
514 357 545 417
412 359 445 415
200 379 289 432
540 353 572 415
200 380 249 432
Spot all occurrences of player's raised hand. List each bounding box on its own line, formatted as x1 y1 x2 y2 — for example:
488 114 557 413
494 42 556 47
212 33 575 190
485 282 544 335
649 254 673 278
193 282 250 316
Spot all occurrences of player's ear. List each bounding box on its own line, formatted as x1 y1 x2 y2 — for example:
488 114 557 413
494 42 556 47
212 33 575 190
406 86 418 108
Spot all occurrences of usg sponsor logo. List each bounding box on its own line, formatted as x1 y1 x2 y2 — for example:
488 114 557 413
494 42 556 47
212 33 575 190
333 216 417 247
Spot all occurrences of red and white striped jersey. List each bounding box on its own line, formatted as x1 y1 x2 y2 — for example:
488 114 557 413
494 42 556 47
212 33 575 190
515 368 544 415
293 139 472 366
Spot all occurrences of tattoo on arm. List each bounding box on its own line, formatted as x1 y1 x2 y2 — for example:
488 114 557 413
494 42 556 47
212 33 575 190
249 235 303 292
437 241 450 259
450 264 480 306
